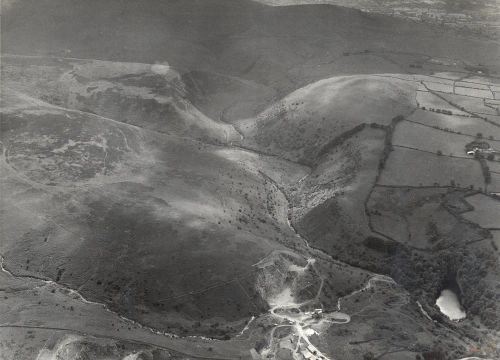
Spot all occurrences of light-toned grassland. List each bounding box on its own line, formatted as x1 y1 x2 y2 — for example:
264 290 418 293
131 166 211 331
485 114 500 124
455 87 494 99
463 194 500 228
432 72 468 80
489 173 500 193
440 93 497 115
486 99 500 106
393 120 472 157
455 81 491 90
493 231 500 252
416 91 468 116
423 81 454 93
379 147 484 188
488 160 500 174
465 76 500 86
407 109 500 140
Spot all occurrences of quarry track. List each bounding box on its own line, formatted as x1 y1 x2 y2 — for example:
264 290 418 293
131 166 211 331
0 256 248 360
0 325 234 360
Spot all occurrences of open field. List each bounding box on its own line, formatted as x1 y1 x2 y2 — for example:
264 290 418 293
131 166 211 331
485 114 500 125
466 75 500 86
493 231 500 252
488 173 500 193
416 91 469 116
379 147 484 188
368 187 487 249
463 194 500 228
440 93 498 115
393 120 473 156
406 109 500 140
488 160 500 174
455 87 495 99
455 81 491 90
422 80 454 93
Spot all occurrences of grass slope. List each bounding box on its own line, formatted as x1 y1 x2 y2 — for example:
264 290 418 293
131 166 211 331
0 92 304 337
239 75 416 163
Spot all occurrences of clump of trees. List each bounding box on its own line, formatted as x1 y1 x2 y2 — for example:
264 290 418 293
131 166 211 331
426 222 440 243
376 115 405 172
475 154 492 184
422 106 453 115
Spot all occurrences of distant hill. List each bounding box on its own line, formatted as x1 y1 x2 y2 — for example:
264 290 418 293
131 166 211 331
3 0 498 97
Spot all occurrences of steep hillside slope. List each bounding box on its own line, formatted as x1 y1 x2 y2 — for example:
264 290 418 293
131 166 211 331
181 70 277 121
2 56 240 144
0 89 308 337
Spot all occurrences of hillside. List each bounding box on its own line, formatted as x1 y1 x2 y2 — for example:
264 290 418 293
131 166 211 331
1 56 241 144
1 88 309 338
238 75 417 163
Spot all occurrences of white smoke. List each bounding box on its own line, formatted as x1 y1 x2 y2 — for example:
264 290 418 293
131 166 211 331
1 0 19 12
151 62 171 75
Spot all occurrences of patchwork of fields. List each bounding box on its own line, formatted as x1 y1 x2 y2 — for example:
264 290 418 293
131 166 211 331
373 71 500 262
376 72 500 192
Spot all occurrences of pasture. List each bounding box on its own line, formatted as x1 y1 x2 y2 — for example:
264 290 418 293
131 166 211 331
393 120 471 157
416 91 468 116
379 147 484 189
463 194 500 229
407 109 500 140
440 93 497 115
488 173 500 193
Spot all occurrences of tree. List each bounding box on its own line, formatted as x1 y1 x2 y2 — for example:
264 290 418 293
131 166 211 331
422 349 447 360
476 132 483 139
